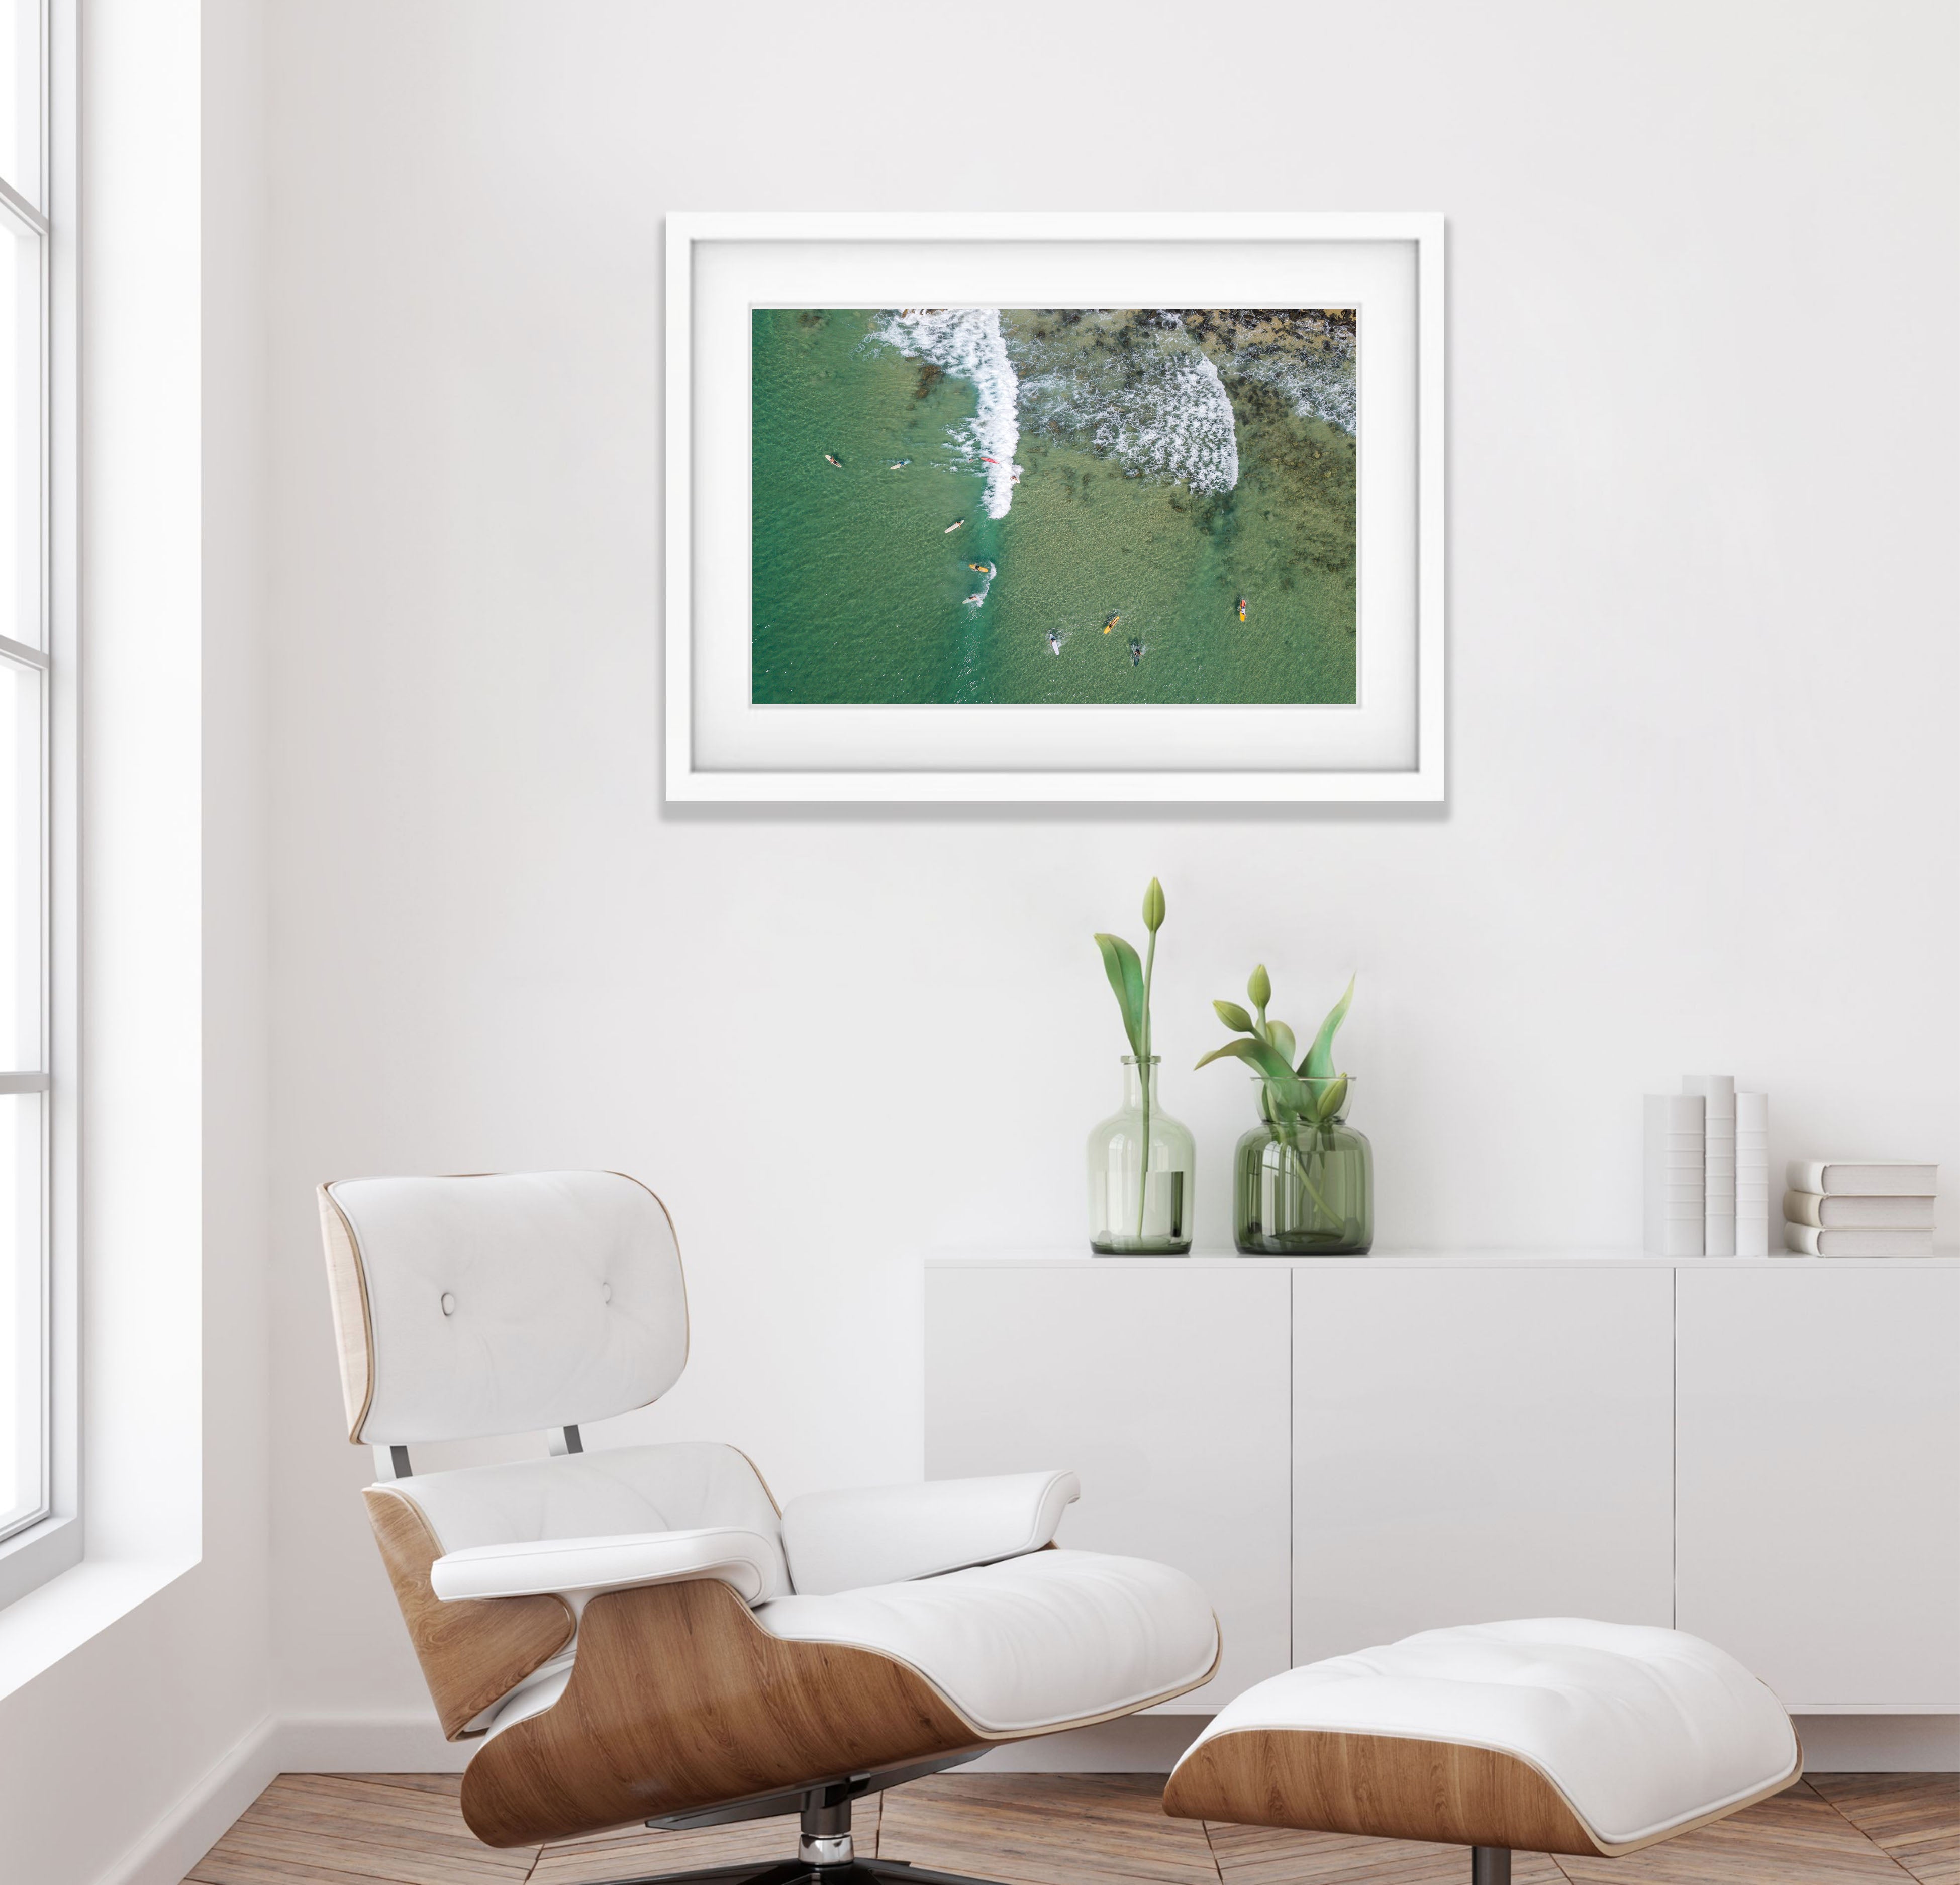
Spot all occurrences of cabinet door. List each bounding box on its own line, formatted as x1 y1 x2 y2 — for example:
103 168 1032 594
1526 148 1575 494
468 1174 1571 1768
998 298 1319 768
1294 1265 1675 1664
1676 1265 1960 1708
925 1262 1293 1709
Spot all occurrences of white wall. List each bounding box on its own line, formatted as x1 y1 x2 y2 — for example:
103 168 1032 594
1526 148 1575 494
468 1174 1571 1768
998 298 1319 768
261 0 1959 1748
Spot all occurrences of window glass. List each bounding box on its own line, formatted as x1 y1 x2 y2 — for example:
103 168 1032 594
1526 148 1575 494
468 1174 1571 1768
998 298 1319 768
0 655 39 1072
0 2 40 208
0 1091 43 1534
0 222 38 651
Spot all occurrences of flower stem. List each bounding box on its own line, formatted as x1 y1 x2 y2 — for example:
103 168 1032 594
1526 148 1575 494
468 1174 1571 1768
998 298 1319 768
1286 1123 1334 1224
1137 930 1156 1240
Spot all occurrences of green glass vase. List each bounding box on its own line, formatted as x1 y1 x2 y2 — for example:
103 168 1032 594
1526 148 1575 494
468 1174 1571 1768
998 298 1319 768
1234 1076 1373 1255
1087 1056 1195 1255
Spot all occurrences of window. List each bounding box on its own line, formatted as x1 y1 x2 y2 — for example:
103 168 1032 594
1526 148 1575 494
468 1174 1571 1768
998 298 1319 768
0 0 58 1561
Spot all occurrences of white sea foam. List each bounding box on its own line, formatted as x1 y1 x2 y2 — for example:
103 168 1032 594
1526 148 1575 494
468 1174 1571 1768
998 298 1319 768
1228 346 1357 434
871 309 1021 518
1017 336 1240 494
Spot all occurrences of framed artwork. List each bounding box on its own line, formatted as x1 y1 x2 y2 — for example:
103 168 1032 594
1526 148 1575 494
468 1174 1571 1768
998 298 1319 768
665 213 1444 802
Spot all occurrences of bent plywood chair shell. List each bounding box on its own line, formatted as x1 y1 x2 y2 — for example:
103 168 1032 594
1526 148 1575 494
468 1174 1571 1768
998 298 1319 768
460 1579 993 1846
363 1485 575 1742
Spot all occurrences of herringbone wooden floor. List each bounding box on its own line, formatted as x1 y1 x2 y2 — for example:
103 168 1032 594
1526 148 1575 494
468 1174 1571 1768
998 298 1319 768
181 1771 1960 1885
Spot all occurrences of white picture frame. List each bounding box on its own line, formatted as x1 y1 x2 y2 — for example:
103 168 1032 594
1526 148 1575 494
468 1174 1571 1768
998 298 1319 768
665 212 1445 803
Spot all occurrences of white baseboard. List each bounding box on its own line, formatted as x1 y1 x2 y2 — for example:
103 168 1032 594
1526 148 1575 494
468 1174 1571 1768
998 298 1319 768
92 1713 279 1885
273 1709 469 1774
88 1704 1960 1885
966 1713 1207 1772
1793 1713 1960 1771
85 1713 457 1885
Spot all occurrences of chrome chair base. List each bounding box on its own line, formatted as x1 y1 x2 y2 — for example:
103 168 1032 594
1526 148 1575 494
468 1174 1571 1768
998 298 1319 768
592 1863 1008 1884
595 1760 1008 1885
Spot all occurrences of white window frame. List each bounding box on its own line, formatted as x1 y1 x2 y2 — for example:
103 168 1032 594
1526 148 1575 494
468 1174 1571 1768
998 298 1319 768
0 0 77 1608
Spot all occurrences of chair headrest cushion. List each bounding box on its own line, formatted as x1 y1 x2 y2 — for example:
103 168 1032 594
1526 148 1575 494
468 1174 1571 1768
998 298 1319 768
320 1170 688 1444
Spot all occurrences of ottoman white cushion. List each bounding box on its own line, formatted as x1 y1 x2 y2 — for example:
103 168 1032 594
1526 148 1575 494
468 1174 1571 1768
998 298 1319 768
1166 1618 1800 1855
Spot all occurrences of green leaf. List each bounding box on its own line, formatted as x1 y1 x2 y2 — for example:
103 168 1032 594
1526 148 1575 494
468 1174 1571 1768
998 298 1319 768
1267 1021 1297 1066
1247 963 1271 1011
1142 877 1166 933
1213 999 1255 1033
1196 1034 1296 1082
1302 974 1355 1080
1308 1073 1349 1123
1093 932 1147 1059
1195 1038 1252 1070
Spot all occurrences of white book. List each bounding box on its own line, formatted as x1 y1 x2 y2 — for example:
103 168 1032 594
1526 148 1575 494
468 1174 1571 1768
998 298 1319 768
1784 1222 1934 1258
1784 1191 1935 1230
1685 1075 1736 1106
1645 1094 1704 1256
1787 1159 1938 1197
1735 1092 1770 1256
1686 1077 1736 1256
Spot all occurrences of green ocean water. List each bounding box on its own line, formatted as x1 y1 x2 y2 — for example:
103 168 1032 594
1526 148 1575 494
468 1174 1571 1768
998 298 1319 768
751 309 1356 706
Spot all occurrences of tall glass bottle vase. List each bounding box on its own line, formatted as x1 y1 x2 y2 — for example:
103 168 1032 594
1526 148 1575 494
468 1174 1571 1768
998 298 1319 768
1234 1076 1373 1255
1087 1056 1195 1255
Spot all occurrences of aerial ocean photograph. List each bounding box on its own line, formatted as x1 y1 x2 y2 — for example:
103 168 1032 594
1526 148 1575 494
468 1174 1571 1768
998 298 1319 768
751 308 1358 706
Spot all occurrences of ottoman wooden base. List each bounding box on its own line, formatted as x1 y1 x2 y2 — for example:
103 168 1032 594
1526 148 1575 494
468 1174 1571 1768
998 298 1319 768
1163 1620 1802 1878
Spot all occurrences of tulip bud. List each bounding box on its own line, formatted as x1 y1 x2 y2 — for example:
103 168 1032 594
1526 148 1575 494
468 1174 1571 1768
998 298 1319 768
1214 1000 1254 1033
1247 963 1271 1010
1141 877 1166 932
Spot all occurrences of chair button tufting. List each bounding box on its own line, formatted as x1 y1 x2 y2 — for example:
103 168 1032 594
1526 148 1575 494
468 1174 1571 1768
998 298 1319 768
440 1292 456 1316
602 1282 613 1304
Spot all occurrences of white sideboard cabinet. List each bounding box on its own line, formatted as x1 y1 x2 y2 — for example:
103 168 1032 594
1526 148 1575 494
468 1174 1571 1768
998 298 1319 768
1676 1263 1960 1708
924 1254 1960 1716
1292 1264 1675 1662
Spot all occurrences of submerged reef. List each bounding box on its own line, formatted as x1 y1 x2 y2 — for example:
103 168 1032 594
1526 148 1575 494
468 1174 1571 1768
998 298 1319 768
1000 308 1358 580
1169 308 1359 436
1007 310 1240 496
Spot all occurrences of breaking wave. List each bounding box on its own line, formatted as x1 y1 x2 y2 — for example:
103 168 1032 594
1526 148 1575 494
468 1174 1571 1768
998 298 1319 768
1013 315 1240 494
870 309 1021 518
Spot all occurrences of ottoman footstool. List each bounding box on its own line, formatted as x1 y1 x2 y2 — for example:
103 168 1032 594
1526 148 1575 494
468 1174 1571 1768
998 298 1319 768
1163 1619 1801 1884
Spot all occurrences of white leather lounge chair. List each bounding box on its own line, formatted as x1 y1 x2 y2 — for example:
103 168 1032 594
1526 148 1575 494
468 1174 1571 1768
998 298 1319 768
319 1170 1219 1882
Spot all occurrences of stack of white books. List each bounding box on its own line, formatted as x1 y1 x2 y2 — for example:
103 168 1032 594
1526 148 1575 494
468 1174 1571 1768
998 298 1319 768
1645 1078 1771 1257
1783 1161 1938 1257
